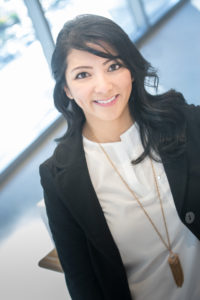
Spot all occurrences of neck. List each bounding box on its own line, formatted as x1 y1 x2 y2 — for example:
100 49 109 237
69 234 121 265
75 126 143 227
82 116 134 143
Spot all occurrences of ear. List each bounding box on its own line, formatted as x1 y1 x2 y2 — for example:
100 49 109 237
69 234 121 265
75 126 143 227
64 85 73 100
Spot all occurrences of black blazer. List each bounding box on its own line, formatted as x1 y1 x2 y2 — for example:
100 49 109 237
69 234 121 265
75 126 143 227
39 104 200 300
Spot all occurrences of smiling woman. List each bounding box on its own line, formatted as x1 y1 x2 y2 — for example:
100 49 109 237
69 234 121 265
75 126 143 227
39 14 200 300
64 47 133 142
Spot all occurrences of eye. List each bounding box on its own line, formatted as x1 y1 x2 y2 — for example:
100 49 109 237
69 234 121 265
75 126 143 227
108 62 122 72
75 72 90 79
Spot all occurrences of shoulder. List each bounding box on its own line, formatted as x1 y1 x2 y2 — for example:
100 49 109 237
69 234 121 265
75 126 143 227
39 140 70 181
39 153 59 195
181 104 200 157
182 103 200 129
182 103 200 116
39 129 85 180
39 138 69 184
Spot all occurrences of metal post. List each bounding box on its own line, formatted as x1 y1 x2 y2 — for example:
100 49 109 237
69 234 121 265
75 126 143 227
23 0 55 68
126 0 149 30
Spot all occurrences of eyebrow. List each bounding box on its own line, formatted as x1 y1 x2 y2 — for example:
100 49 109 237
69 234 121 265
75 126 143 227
70 58 114 73
71 66 92 73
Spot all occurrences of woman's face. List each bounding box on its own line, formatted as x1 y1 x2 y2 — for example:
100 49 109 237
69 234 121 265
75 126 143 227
64 44 133 128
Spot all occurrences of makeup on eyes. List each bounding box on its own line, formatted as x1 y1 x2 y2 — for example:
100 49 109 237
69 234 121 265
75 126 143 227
71 58 122 73
73 61 123 80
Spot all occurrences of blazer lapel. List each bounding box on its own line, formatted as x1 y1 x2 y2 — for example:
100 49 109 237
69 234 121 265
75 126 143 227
52 129 124 267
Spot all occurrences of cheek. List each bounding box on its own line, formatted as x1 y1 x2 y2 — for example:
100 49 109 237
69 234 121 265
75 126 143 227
71 85 91 105
72 93 88 110
120 74 133 92
117 69 132 88
73 97 84 109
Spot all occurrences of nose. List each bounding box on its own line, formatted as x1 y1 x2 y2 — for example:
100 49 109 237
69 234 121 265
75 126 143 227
94 73 113 95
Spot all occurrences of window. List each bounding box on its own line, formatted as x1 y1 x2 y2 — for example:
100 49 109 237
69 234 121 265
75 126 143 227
142 0 182 24
0 0 57 174
40 0 137 41
0 0 185 177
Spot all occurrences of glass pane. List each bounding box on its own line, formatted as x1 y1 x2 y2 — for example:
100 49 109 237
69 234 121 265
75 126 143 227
0 0 57 174
40 0 137 41
142 0 181 24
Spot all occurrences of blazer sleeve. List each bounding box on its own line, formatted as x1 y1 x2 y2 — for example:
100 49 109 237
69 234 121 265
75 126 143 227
39 163 103 300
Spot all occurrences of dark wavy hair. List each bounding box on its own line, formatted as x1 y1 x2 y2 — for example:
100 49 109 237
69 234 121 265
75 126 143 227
51 14 187 164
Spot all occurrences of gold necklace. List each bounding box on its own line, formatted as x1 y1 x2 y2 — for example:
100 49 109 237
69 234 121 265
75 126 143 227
95 139 184 287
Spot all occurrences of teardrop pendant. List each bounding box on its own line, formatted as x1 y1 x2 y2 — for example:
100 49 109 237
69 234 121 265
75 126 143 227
168 253 184 287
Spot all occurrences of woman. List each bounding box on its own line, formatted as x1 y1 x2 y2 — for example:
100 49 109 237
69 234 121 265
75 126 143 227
39 14 200 300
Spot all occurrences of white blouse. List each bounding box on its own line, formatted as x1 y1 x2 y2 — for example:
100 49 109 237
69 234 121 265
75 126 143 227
83 123 200 300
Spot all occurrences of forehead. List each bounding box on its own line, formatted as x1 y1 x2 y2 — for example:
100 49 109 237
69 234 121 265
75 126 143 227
87 41 117 54
66 42 117 66
66 49 100 69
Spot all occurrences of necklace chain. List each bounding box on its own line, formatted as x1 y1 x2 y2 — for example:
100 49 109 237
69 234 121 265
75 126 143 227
97 142 173 254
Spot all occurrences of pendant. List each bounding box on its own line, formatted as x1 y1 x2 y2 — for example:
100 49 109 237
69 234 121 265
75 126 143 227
168 253 184 287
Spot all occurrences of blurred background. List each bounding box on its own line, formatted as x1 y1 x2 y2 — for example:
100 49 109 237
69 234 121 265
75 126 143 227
0 0 199 299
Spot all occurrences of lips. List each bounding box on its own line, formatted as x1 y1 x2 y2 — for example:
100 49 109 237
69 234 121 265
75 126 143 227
94 95 119 106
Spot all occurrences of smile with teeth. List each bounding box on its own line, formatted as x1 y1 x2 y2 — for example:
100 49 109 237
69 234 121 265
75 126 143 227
94 95 117 104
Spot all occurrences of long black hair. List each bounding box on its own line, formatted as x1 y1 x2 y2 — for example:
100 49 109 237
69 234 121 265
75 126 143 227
51 14 187 164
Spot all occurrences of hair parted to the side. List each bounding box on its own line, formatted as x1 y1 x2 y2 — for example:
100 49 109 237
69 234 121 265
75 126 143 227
51 14 187 164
